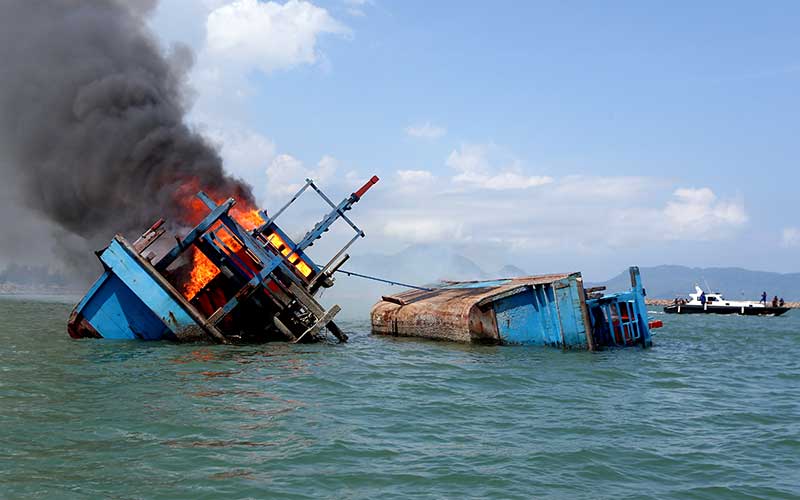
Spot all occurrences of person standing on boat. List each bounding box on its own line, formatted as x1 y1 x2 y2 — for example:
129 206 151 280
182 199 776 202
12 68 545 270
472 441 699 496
772 296 779 307
779 298 786 307
761 291 767 305
700 291 707 306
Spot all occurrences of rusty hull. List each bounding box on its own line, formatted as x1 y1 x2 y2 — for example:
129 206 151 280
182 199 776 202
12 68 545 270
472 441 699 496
371 273 575 344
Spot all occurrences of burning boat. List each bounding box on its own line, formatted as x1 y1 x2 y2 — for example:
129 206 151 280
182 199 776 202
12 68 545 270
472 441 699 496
68 176 379 343
371 267 662 349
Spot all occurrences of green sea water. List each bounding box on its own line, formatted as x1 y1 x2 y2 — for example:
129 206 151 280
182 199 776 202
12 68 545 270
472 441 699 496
0 297 798 499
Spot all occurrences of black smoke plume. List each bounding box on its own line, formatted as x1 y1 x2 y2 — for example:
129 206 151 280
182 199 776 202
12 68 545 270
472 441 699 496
0 0 254 278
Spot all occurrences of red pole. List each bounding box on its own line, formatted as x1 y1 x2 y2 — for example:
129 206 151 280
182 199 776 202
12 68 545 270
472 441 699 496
353 175 380 200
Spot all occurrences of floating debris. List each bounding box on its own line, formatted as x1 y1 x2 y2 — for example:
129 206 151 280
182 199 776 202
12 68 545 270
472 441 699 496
68 177 379 343
371 267 660 349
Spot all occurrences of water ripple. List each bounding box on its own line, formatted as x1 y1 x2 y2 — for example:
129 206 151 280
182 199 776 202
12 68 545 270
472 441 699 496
0 299 799 498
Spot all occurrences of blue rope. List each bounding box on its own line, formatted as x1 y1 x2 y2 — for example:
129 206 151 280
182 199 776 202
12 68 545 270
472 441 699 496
335 269 434 292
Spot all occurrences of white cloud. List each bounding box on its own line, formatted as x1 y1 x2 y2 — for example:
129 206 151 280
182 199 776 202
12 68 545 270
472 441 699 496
365 167 748 255
203 126 277 203
445 144 553 190
555 175 657 200
316 155 340 178
782 227 800 248
205 0 350 74
345 169 363 185
343 0 371 17
396 169 434 187
266 153 338 197
405 122 446 139
662 187 748 240
183 0 351 119
383 218 466 243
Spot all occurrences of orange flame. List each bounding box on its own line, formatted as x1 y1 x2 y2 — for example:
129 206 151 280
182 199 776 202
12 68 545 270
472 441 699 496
179 191 264 300
184 250 219 300
182 212 264 300
265 232 313 277
173 182 313 301
230 207 264 231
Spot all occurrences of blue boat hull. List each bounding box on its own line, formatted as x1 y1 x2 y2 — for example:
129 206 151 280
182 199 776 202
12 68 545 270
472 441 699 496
68 237 214 341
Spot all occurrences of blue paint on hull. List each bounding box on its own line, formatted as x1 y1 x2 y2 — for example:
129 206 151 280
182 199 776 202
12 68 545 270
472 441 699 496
494 276 589 347
71 238 200 341
495 289 547 345
80 272 174 340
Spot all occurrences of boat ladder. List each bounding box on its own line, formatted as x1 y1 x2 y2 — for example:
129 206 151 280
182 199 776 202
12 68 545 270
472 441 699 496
603 300 641 346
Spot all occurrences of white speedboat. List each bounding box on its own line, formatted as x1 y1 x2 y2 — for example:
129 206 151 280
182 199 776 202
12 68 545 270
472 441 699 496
664 286 790 316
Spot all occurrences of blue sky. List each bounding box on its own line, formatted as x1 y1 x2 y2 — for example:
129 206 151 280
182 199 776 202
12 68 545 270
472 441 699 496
150 0 799 279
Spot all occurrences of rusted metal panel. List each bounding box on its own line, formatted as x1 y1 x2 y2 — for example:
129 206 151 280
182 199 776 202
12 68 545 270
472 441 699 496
371 295 478 343
468 303 499 342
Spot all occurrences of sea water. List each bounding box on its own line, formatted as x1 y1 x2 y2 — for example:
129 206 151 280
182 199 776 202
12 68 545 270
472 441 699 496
1 297 798 499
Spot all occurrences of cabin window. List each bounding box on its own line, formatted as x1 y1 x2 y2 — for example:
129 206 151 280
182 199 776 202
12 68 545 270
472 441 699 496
706 297 716 302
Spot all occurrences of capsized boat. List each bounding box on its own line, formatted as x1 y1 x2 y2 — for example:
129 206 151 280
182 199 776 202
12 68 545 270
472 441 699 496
372 267 662 349
663 286 790 316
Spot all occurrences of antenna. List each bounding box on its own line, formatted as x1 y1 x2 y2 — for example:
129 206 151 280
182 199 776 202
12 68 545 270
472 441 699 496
703 276 713 293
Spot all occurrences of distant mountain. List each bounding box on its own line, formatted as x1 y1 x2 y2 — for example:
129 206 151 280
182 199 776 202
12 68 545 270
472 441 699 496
343 244 527 285
321 244 529 318
0 264 67 286
496 264 528 277
594 265 800 301
0 264 79 295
